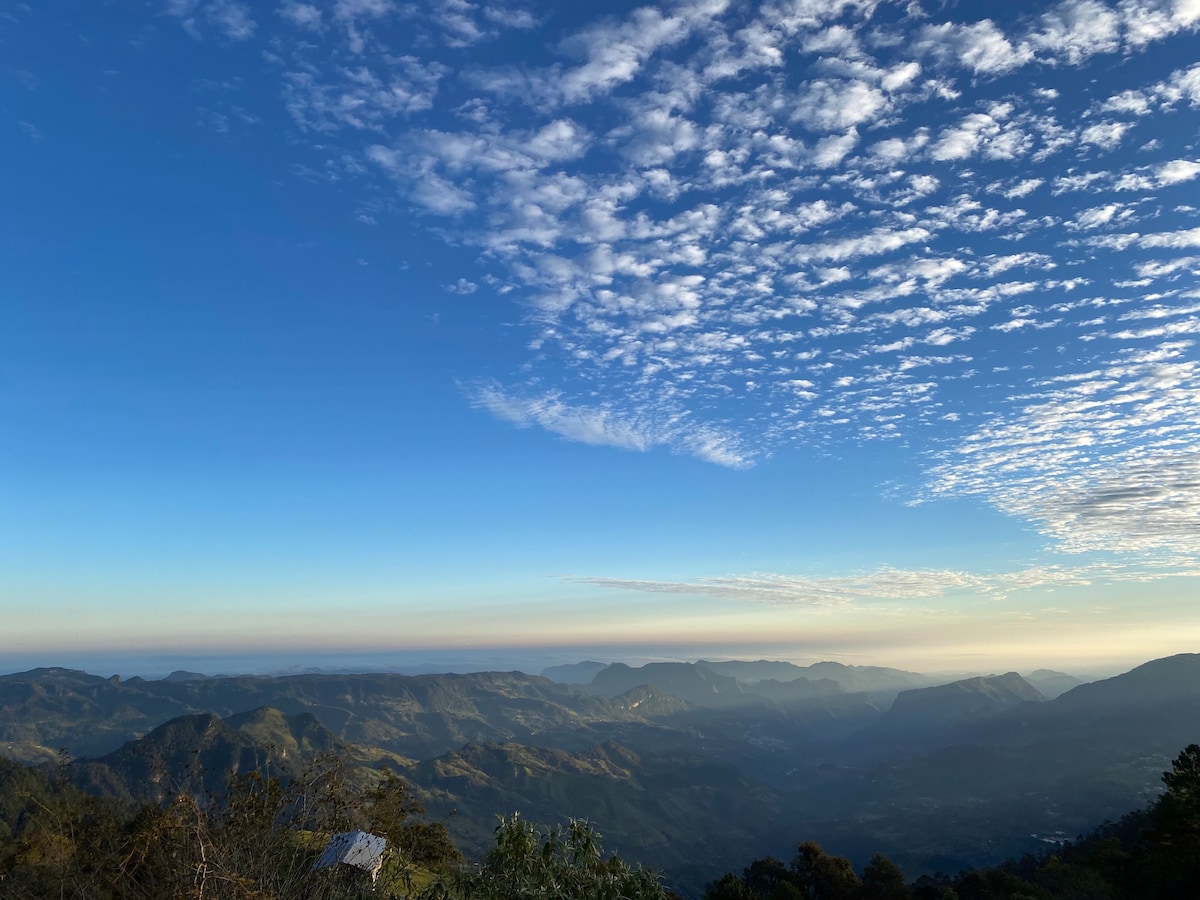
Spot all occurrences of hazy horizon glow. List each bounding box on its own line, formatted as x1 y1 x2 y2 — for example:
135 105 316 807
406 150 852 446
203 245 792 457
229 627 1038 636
3 0 1199 672
0 632 1180 682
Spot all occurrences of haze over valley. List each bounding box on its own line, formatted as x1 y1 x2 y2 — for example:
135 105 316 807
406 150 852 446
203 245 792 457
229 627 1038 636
3 652 1198 894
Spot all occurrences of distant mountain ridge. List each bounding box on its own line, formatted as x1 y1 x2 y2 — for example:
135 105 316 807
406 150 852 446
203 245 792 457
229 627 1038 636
578 659 934 707
694 659 811 683
839 672 1045 760
892 671 1045 714
1024 668 1084 699
739 676 845 702
4 654 1196 897
70 707 347 802
540 661 609 684
0 668 662 763
586 662 749 706
799 661 934 696
1052 653 1200 709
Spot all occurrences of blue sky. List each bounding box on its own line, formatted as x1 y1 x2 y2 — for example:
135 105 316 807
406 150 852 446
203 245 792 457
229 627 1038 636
3 0 1200 675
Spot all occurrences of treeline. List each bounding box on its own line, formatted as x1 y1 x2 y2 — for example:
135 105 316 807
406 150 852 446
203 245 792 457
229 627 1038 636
0 752 451 899
2 745 1198 898
703 744 1200 900
0 752 662 899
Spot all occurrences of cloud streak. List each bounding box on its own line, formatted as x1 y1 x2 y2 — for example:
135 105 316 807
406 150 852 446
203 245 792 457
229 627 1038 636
574 559 1200 606
470 381 753 468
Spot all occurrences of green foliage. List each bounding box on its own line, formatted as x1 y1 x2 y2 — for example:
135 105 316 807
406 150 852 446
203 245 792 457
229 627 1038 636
791 841 860 900
1136 743 1200 899
0 753 459 899
1160 744 1200 803
7 737 1200 900
703 842 866 900
704 872 755 900
860 854 909 900
1154 742 1200 844
419 814 669 900
741 856 791 899
1 753 665 900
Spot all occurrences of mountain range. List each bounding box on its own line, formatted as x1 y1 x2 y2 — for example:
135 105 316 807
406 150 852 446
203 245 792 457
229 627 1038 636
3 653 1198 896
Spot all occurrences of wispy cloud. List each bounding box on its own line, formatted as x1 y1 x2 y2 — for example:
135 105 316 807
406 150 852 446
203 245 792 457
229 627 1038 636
470 381 753 468
574 559 1200 606
927 346 1200 555
165 0 256 40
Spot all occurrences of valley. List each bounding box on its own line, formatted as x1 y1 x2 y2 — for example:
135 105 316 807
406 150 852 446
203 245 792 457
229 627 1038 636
2 654 1197 896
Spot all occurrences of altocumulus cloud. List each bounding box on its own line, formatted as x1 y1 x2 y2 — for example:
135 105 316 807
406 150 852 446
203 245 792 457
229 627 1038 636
167 0 1200 567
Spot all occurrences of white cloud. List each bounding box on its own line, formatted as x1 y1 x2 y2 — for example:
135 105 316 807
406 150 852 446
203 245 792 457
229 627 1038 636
869 130 930 165
614 107 697 166
810 129 859 168
573 560 1198 606
793 79 887 132
166 0 256 39
1100 88 1153 115
1069 202 1125 229
881 60 921 91
913 0 1200 80
446 278 478 294
930 112 1006 161
552 5 716 105
278 1 321 30
367 145 477 214
1030 0 1121 64
471 382 753 468
913 19 1033 74
1157 158 1200 184
526 119 593 162
283 59 449 132
249 0 1200 540
929 347 1200 555
794 226 931 263
1141 227 1200 249
334 0 392 20
1080 120 1132 150
984 177 1045 200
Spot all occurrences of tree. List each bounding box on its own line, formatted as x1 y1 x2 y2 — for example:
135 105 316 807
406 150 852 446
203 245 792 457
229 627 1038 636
743 856 793 899
1159 744 1200 826
420 815 669 900
1141 743 1200 898
704 872 755 900
0 751 460 900
359 768 462 868
791 841 861 900
860 853 910 900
